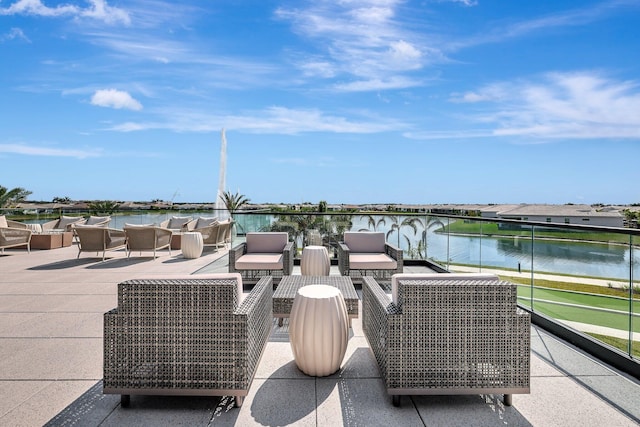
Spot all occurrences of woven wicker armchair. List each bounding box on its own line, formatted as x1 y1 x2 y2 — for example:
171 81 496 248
0 227 32 253
75 225 127 261
123 224 172 258
103 274 273 408
362 273 530 407
337 232 403 284
229 232 294 285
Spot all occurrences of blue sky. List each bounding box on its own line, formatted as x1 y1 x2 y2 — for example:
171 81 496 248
1 0 639 205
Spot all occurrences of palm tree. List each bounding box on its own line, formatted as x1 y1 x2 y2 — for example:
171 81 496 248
88 200 119 215
220 190 250 214
358 214 387 232
0 185 32 208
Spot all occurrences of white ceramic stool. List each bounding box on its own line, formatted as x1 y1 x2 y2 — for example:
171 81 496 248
301 245 330 276
289 284 349 376
181 232 203 259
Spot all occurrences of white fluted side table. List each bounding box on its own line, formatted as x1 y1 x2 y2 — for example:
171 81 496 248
289 284 349 376
300 245 330 276
181 232 203 259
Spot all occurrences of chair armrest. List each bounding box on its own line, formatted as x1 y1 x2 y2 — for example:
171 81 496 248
229 243 248 273
385 243 403 273
337 242 350 275
6 220 28 229
0 227 32 238
159 219 169 228
282 241 295 275
234 276 273 383
184 219 197 231
362 276 398 380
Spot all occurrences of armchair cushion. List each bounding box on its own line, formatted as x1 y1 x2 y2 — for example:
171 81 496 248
85 215 110 226
58 215 83 230
195 217 218 228
344 231 385 253
391 273 498 305
349 253 397 271
167 216 192 229
246 232 288 253
235 253 283 271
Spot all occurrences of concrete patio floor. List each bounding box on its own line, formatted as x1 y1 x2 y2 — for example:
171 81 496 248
1 244 639 426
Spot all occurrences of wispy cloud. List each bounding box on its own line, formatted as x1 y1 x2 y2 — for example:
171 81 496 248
107 106 406 135
0 0 130 25
408 71 640 141
0 27 30 43
91 89 143 110
0 143 102 159
275 0 441 91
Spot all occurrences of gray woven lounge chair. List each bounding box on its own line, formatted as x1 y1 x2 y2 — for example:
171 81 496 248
160 216 196 232
337 231 403 284
229 232 294 286
362 273 530 407
103 274 273 408
75 225 127 261
190 217 222 249
123 224 172 258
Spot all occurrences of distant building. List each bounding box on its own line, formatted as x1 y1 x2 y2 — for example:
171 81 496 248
480 204 623 228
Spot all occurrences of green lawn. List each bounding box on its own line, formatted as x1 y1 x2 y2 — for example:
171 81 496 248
438 220 635 245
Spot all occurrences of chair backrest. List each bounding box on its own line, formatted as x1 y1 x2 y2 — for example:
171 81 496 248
166 216 192 230
75 226 107 251
195 216 218 229
344 231 386 253
391 272 500 306
124 225 170 250
58 216 83 230
246 232 288 253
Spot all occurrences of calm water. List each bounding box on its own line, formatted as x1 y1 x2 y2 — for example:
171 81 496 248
33 212 637 281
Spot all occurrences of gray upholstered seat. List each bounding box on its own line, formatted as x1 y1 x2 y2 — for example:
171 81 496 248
123 224 172 258
229 232 294 285
337 231 402 283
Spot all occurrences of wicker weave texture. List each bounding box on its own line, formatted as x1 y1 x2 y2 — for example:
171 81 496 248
362 276 530 394
103 276 272 396
273 275 359 318
229 241 295 285
337 242 403 284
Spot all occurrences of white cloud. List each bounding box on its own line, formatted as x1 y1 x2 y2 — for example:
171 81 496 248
414 71 640 141
91 89 143 110
276 0 438 91
0 0 130 25
0 27 30 43
106 106 406 135
0 143 102 159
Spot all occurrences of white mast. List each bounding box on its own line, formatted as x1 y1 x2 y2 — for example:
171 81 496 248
216 128 228 218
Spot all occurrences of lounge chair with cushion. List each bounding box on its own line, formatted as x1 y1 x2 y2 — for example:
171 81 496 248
42 215 85 232
75 225 127 261
103 273 273 408
229 232 294 285
337 231 403 283
362 273 530 407
123 224 172 258
160 216 196 232
0 215 29 229
83 215 111 227
0 216 32 253
191 220 222 249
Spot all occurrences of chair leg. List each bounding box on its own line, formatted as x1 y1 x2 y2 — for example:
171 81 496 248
235 396 243 408
392 395 401 407
504 394 512 406
120 394 130 407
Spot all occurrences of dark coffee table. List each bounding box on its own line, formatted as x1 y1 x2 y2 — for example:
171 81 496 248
273 275 359 326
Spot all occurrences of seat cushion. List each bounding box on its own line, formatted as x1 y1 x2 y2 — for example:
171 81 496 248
85 216 109 226
349 253 397 270
58 216 82 229
344 232 386 253
235 253 284 270
246 232 287 253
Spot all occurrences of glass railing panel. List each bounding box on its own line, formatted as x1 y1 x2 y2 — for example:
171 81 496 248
632 234 639 359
